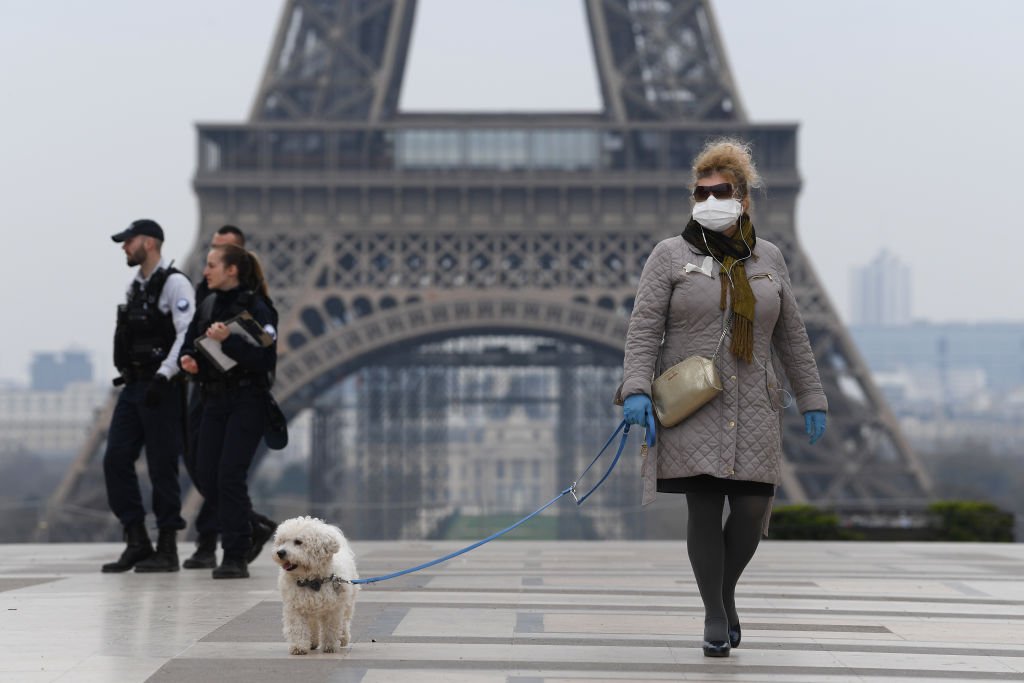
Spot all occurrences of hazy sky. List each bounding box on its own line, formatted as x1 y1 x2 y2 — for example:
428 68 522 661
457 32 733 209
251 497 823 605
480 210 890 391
2 0 1023 384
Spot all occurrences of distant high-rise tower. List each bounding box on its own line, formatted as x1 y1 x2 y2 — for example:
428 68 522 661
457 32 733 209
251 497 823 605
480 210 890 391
850 250 912 326
30 351 93 391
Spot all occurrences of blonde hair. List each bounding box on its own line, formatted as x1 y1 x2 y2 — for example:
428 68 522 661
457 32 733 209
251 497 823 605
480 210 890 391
691 138 762 201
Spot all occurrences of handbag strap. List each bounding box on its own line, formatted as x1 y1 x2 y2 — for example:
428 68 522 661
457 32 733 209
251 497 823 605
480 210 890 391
710 313 733 363
673 238 732 364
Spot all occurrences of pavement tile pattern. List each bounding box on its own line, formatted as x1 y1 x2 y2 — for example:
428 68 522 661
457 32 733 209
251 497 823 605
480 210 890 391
1 540 1022 682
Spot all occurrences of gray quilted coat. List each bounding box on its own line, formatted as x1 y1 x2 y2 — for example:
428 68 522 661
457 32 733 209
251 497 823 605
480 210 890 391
618 236 827 505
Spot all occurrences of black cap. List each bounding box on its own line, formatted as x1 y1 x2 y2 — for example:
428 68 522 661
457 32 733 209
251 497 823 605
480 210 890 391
111 219 164 243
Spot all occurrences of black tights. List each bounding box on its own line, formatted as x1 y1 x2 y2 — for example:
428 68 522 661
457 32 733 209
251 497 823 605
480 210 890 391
685 492 771 642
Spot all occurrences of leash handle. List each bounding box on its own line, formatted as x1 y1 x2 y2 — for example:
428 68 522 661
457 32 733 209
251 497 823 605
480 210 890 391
351 420 632 585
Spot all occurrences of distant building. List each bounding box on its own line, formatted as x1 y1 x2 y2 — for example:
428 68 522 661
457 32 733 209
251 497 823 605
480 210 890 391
851 322 1024 454
0 381 108 458
850 249 912 326
447 407 557 516
30 351 93 391
851 322 1024 395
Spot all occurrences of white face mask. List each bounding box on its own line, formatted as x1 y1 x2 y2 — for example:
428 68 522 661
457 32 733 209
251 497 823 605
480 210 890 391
692 196 743 232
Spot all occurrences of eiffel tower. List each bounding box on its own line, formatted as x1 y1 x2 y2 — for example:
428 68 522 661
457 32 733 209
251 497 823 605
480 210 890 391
39 0 932 541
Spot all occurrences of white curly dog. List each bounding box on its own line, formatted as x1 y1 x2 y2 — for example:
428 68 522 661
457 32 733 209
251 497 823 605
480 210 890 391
272 516 359 655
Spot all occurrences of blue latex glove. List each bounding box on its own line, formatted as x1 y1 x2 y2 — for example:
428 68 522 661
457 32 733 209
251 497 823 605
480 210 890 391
804 410 827 445
623 394 657 446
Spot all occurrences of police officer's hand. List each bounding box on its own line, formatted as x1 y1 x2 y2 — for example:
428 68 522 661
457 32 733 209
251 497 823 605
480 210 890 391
144 375 170 408
206 322 230 342
804 410 827 445
180 355 199 375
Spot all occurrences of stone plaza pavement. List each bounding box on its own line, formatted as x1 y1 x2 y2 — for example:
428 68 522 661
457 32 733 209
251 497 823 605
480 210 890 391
1 540 1023 682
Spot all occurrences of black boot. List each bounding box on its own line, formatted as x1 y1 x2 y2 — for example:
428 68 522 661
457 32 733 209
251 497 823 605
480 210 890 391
101 522 153 573
134 528 180 573
212 554 249 579
247 516 278 564
183 533 218 569
729 623 742 649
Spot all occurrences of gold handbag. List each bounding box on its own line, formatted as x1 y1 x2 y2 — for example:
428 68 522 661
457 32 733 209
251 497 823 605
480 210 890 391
651 316 730 428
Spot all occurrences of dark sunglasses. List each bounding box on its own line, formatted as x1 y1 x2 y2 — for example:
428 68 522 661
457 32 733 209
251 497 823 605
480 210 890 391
692 183 734 201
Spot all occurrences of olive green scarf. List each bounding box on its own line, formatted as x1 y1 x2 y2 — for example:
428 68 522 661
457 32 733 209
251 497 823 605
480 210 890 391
682 215 756 363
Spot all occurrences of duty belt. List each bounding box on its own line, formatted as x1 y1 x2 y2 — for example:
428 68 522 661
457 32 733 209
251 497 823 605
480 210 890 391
113 365 159 386
200 375 267 396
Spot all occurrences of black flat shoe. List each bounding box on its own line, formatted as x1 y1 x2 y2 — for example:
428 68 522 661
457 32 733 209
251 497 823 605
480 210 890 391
702 639 731 657
729 623 741 648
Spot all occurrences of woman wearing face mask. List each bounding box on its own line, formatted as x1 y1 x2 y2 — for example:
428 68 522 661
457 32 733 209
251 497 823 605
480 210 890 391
178 244 277 579
617 139 828 656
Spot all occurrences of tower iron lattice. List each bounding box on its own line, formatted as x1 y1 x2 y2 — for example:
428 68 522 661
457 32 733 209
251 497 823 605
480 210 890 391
40 0 931 541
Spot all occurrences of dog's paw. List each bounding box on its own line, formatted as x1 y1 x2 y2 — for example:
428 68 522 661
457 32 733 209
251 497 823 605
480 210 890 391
340 633 350 647
322 643 336 653
289 645 309 655
310 640 319 650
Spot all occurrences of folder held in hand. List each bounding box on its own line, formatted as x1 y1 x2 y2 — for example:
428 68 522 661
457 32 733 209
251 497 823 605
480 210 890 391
195 311 273 373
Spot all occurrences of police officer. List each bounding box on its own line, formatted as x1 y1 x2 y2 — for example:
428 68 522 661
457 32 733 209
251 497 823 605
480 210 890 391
102 219 194 573
180 243 277 579
181 225 279 570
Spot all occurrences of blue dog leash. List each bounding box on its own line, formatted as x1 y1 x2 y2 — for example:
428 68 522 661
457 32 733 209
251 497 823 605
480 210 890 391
348 420 636 586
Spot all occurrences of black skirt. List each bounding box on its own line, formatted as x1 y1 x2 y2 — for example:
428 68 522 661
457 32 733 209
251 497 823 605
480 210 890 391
658 474 775 496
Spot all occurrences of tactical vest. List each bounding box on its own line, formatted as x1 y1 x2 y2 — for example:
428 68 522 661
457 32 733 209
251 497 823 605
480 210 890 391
194 288 253 340
113 267 183 378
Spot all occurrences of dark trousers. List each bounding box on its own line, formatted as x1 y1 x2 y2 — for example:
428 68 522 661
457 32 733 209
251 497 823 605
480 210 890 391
103 380 186 530
196 389 266 557
184 387 219 536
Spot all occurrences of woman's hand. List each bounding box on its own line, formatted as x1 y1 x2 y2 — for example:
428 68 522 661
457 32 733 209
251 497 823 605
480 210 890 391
180 355 199 375
623 394 657 446
804 410 827 444
205 321 230 342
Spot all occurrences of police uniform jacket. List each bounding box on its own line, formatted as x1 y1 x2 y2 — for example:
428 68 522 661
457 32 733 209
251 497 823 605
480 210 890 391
179 287 277 388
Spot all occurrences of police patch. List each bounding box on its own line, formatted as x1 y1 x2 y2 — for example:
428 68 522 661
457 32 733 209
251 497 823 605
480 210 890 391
176 298 190 312
263 324 277 341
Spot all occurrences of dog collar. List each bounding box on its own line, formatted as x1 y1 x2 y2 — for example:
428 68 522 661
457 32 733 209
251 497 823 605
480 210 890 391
295 574 347 592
